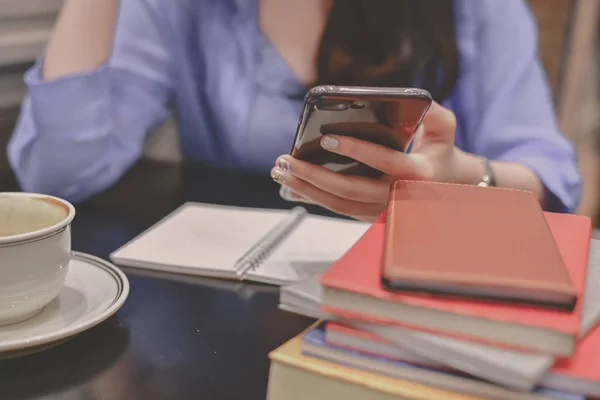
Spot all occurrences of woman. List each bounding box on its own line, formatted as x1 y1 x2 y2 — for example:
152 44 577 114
8 0 581 221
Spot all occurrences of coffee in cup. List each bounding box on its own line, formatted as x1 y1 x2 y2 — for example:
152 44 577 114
0 193 75 326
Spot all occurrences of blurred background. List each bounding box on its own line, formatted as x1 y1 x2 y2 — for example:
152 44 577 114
0 0 599 221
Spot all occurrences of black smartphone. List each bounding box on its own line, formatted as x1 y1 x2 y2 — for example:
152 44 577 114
290 85 432 178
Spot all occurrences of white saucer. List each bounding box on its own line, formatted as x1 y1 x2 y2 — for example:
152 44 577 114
0 252 129 357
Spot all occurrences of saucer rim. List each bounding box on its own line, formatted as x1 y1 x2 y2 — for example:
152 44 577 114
0 251 130 353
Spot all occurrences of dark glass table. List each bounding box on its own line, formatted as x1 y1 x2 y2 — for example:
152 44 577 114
0 160 333 400
3 161 598 400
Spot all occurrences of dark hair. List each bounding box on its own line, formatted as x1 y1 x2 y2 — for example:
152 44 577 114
316 0 459 102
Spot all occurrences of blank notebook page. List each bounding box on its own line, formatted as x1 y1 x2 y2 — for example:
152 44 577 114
249 214 370 283
110 202 369 282
110 203 292 277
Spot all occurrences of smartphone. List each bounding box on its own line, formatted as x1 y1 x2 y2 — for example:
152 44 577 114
290 85 432 177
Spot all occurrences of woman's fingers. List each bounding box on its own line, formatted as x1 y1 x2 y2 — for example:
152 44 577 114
271 166 384 221
270 100 458 221
317 135 434 179
275 155 390 203
419 101 457 142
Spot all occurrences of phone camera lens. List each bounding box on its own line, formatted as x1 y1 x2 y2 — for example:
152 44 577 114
316 102 349 111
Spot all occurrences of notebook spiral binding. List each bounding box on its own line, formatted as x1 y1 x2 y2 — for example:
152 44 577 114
234 206 309 279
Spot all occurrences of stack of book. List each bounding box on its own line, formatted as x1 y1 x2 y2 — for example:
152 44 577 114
269 181 600 400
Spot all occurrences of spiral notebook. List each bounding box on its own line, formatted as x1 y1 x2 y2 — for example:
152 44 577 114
109 203 369 285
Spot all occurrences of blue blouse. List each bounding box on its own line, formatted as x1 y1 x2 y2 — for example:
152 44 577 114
8 0 581 211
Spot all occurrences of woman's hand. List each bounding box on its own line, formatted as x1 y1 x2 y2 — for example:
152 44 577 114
271 101 473 222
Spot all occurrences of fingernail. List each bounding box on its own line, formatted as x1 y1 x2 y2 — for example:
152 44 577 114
271 168 287 185
287 191 303 201
321 136 339 150
280 186 297 200
280 186 305 202
277 157 292 172
279 185 290 199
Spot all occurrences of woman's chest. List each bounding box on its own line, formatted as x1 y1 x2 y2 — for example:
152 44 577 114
170 3 305 170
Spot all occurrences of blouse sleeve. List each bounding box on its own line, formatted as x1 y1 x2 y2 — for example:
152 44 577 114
7 0 174 202
452 0 582 212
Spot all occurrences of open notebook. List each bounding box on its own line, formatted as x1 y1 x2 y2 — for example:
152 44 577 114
109 203 369 285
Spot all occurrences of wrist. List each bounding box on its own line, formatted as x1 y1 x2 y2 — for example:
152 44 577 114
449 147 487 186
450 150 545 201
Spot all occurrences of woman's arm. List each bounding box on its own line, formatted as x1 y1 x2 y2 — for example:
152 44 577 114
43 0 118 79
8 0 174 202
452 0 581 212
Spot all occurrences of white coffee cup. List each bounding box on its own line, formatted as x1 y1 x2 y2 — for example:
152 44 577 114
0 192 75 326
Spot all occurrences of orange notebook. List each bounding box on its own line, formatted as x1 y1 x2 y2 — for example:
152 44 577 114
320 210 591 355
381 181 577 311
